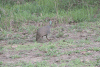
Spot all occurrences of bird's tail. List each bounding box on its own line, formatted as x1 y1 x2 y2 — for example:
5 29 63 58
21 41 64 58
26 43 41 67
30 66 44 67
36 33 39 41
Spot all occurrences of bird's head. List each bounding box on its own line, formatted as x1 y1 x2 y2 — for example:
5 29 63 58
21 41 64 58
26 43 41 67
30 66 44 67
49 20 52 25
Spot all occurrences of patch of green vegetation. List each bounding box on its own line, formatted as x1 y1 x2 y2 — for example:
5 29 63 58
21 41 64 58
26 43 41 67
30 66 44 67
33 61 49 67
50 63 58 67
74 50 81 53
43 57 50 60
0 46 4 53
0 31 12 40
36 43 60 56
87 47 100 51
12 34 22 39
58 39 75 45
68 58 84 67
59 63 67 67
19 24 37 34
57 40 68 45
66 39 75 44
95 56 100 66
0 37 4 40
1 61 34 67
67 51 73 55
9 55 21 59
38 44 56 51
56 32 64 38
84 52 93 56
56 27 64 38
76 44 84 47
0 0 99 30
77 39 91 44
0 61 3 65
95 36 100 42
8 39 26 44
45 49 60 56
0 46 4 51
15 44 35 51
67 58 95 67
70 22 92 31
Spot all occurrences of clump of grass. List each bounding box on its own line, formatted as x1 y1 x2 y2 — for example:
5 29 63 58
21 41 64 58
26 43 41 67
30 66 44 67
1 0 99 30
8 39 26 44
84 52 93 56
45 49 61 57
95 36 100 42
36 43 61 56
67 51 73 55
77 39 91 44
0 37 4 40
0 46 4 53
87 47 100 51
74 50 80 53
56 32 64 38
76 44 84 47
9 55 21 59
0 61 3 65
0 31 12 40
68 58 84 67
34 61 49 67
15 44 35 51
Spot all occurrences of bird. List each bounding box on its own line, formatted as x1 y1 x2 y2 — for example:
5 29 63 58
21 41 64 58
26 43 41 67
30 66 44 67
36 21 52 41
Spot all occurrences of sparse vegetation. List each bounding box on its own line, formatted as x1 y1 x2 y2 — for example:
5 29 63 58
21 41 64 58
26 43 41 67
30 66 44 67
0 61 3 65
9 55 21 59
0 0 100 67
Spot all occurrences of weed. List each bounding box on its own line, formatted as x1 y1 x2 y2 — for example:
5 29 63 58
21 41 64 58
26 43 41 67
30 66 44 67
77 39 91 44
0 37 4 40
8 39 25 44
87 47 100 51
84 52 93 56
43 57 50 60
95 36 100 42
76 44 84 47
59 63 66 67
67 51 73 55
0 46 4 53
0 61 3 65
34 61 49 67
74 50 80 53
15 44 35 51
56 32 64 38
9 55 21 59
0 46 3 51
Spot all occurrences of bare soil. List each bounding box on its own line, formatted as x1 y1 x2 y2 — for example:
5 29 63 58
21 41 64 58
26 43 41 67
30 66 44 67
0 22 100 67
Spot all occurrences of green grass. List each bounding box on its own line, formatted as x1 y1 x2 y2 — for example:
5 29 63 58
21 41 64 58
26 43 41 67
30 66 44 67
0 0 100 30
87 47 100 51
67 58 96 67
9 55 21 59
8 39 26 44
0 61 3 65
15 44 35 51
95 36 100 42
77 39 91 44
56 32 64 38
0 58 99 67
0 46 4 53
0 1 100 67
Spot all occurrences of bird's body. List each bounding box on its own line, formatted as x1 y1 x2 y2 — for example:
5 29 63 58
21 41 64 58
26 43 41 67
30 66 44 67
36 21 52 41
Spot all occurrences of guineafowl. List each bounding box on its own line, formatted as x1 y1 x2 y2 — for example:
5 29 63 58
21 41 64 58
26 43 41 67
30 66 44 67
36 21 52 41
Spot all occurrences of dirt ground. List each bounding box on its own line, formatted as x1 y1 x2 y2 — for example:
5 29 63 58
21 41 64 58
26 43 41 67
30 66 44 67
0 22 100 67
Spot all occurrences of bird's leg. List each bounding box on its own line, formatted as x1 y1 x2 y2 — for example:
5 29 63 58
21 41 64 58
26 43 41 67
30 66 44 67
46 35 50 41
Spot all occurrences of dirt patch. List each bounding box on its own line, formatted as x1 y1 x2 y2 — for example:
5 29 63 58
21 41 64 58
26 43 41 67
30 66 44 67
0 22 100 66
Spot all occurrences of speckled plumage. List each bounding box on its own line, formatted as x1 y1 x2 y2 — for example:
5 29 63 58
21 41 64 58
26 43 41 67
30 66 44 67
36 21 52 41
